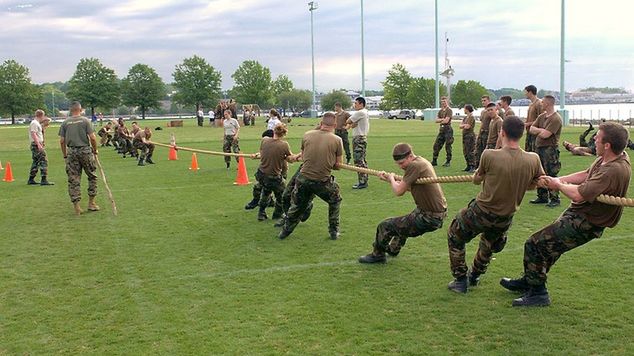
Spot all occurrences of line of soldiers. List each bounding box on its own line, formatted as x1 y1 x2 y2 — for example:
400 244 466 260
97 118 155 166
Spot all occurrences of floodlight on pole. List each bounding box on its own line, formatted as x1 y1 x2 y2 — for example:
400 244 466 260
439 33 454 104
360 0 365 97
309 1 318 118
433 0 439 109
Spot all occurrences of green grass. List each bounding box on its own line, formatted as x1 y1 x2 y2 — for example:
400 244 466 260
1 119 633 354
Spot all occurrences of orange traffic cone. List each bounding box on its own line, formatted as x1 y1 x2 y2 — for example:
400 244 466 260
2 161 14 182
234 156 251 185
168 146 178 160
189 153 199 170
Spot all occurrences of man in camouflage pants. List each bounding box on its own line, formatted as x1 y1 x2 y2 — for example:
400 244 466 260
474 95 493 168
279 113 343 240
447 117 545 293
28 109 54 186
529 95 562 208
459 104 476 172
59 101 100 215
432 96 453 167
334 102 352 164
133 127 155 166
346 97 370 189
358 143 447 264
502 122 631 307
523 85 542 152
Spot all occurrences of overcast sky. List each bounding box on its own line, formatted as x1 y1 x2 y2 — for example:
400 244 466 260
2 0 633 93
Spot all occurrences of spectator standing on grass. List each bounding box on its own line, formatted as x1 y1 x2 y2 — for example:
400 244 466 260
524 85 542 152
27 109 54 186
460 104 477 172
59 101 100 216
222 109 240 169
446 116 544 294
197 107 204 127
334 102 352 164
358 143 447 264
346 96 370 189
502 122 630 307
431 96 454 167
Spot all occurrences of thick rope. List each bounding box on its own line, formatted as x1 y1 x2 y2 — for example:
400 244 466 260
150 142 633 206
150 141 254 158
95 155 118 216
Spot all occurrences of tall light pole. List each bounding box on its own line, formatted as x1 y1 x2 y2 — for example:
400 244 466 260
51 90 55 117
434 0 439 109
309 1 318 118
360 0 365 97
559 0 568 125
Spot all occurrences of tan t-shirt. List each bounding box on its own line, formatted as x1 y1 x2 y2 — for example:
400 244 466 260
534 112 562 148
259 137 292 176
504 108 515 118
462 114 475 135
526 99 542 126
437 107 453 126
300 130 343 181
487 116 503 147
475 147 544 216
479 109 491 132
569 153 631 227
402 156 447 213
335 111 351 130
133 130 151 143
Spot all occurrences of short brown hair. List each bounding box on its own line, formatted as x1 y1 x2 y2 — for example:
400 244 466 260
599 122 629 154
502 116 524 140
274 123 288 137
500 95 512 105
321 112 336 126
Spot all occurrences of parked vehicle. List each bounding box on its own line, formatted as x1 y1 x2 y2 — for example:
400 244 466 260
389 109 416 120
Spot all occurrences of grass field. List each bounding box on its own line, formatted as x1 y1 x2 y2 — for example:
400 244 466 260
1 118 633 354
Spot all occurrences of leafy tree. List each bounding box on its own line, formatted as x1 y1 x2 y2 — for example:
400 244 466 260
0 60 42 124
381 63 412 110
278 89 312 113
272 75 294 96
67 58 120 117
121 64 166 120
230 60 273 108
172 55 222 112
320 90 352 111
451 80 489 108
406 77 445 109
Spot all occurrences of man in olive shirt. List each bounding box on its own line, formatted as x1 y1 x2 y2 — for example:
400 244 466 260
59 101 100 215
133 127 155 166
346 97 370 189
460 104 476 172
432 96 454 167
524 85 542 152
529 95 562 208
500 95 515 118
279 112 344 240
334 102 352 164
502 122 631 307
474 95 493 168
485 103 503 149
447 116 544 293
358 143 447 263
256 124 294 221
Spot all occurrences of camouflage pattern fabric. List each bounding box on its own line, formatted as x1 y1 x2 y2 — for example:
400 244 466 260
282 173 341 235
536 146 561 202
432 126 454 162
462 132 476 168
133 141 155 160
29 144 49 178
223 134 240 164
255 169 285 217
447 199 513 278
373 208 444 256
523 208 604 285
65 146 97 203
353 135 368 184
335 128 351 162
525 133 536 152
474 130 488 167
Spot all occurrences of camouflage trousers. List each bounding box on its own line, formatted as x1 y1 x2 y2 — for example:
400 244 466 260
447 199 514 278
474 130 488 167
255 169 285 217
65 146 97 203
536 146 561 202
432 126 454 162
353 135 368 184
523 209 604 285
524 132 536 152
223 135 240 164
251 166 288 204
462 132 476 168
118 138 133 155
133 141 155 160
283 173 341 235
29 143 49 178
99 133 112 146
335 129 352 163
373 208 445 256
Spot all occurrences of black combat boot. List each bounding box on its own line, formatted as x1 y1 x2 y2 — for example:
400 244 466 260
138 158 145 166
27 176 39 185
468 271 481 287
244 199 259 210
499 276 530 293
40 176 54 186
358 252 387 264
447 276 468 294
431 159 438 166
512 284 551 307
146 154 155 164
257 209 268 221
442 160 451 167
